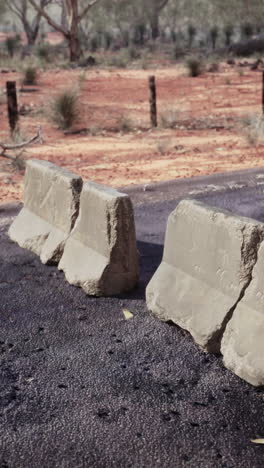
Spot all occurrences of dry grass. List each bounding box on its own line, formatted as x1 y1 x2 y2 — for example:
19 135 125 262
49 89 80 130
243 114 264 145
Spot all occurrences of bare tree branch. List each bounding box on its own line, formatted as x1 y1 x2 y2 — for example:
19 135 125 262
6 0 24 19
28 0 68 35
156 0 170 11
0 127 43 155
78 0 101 22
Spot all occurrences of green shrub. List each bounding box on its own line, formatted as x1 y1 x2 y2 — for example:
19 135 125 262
187 24 196 48
186 56 204 77
89 34 101 52
209 26 219 50
5 35 20 57
173 45 187 60
224 24 234 47
106 49 129 68
241 22 254 40
116 115 133 132
50 89 80 130
36 43 51 62
22 66 38 85
128 45 141 60
243 114 264 145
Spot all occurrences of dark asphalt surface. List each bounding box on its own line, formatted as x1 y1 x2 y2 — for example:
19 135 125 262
1 168 264 468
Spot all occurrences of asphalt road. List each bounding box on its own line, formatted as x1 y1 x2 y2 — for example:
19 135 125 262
1 168 264 468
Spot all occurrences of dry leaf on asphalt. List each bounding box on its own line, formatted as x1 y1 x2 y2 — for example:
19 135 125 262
251 439 264 444
123 309 134 320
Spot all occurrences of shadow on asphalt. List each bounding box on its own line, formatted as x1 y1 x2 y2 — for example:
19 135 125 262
118 240 163 301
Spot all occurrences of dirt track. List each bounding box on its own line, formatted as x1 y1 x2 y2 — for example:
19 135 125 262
1 62 264 202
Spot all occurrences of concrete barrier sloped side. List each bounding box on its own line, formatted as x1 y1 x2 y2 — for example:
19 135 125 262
8 159 83 264
146 199 264 353
58 181 139 296
221 241 264 386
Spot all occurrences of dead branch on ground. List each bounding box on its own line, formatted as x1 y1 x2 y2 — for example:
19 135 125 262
0 126 43 168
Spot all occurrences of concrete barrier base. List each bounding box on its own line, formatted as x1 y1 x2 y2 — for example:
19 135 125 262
59 181 139 296
146 199 264 354
221 241 264 386
8 159 82 264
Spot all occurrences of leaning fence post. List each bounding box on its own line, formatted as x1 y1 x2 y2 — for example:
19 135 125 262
6 81 19 134
148 75 157 127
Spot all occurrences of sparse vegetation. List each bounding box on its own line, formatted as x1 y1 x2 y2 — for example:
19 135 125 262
187 24 196 48
36 43 51 62
160 108 179 129
22 66 38 85
241 22 254 40
209 26 219 50
50 89 80 130
224 24 234 47
173 45 187 61
243 114 264 145
186 56 204 77
156 139 171 155
116 115 133 132
5 35 20 57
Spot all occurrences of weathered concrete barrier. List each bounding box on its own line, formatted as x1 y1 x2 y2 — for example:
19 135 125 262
9 159 83 264
58 181 139 296
146 199 264 354
221 241 264 386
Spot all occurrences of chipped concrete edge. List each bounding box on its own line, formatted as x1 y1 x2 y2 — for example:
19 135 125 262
207 224 264 352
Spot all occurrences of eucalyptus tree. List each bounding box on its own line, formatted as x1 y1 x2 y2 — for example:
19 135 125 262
28 0 102 61
6 0 52 46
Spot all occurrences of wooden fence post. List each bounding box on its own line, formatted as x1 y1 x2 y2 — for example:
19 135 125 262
148 75 157 127
6 81 19 134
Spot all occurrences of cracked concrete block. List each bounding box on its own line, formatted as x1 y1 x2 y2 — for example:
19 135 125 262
221 241 264 386
58 181 139 296
146 199 264 353
8 159 83 264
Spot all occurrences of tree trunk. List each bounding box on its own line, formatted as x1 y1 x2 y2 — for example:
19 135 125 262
68 0 82 62
68 34 81 62
24 26 39 46
150 12 159 40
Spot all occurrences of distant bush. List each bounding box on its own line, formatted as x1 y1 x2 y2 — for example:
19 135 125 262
241 22 254 40
187 24 196 48
186 56 204 77
103 31 113 50
243 114 264 145
106 49 130 68
123 30 130 48
116 115 133 132
128 45 141 60
160 107 180 129
209 26 219 50
224 24 234 47
230 37 264 57
5 35 20 57
22 66 38 85
36 43 51 62
89 34 101 52
173 45 187 60
50 89 80 130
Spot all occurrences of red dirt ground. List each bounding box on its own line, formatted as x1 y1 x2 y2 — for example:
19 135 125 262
1 60 264 203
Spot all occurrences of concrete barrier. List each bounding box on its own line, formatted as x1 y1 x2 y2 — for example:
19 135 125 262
58 181 139 296
221 240 264 386
9 159 83 264
146 199 264 353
